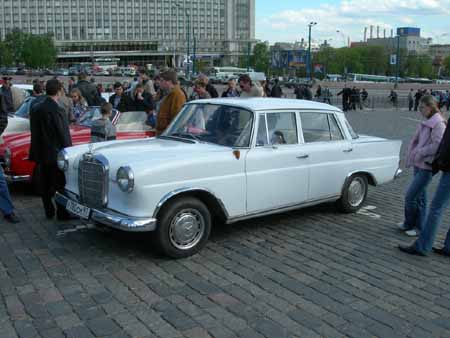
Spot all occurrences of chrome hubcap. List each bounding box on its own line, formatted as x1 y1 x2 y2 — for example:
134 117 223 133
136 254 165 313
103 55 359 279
348 178 366 207
169 209 205 250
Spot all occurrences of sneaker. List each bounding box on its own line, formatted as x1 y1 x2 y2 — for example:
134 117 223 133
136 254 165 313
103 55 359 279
4 213 20 224
432 247 450 257
405 229 419 237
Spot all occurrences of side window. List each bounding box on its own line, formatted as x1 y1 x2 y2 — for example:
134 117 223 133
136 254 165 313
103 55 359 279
329 115 344 140
300 112 345 142
256 114 268 146
266 112 298 145
301 113 330 143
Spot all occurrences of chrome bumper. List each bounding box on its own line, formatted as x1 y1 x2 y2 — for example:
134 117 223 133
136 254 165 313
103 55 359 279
5 174 31 183
394 168 402 179
55 191 157 232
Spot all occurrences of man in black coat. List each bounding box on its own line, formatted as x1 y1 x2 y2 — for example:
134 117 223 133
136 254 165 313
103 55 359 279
109 82 133 112
132 84 154 112
0 94 19 223
75 73 103 106
29 79 72 220
270 79 283 98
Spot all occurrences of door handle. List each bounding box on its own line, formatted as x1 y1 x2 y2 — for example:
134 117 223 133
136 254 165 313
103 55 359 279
296 155 309 159
343 148 353 153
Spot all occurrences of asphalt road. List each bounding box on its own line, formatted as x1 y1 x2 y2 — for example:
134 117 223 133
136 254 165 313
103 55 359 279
1 107 450 338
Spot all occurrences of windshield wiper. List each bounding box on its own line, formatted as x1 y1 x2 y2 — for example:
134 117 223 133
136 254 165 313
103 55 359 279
169 132 201 142
158 135 196 144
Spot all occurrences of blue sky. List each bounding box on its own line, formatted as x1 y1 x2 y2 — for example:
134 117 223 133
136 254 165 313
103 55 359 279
256 0 450 46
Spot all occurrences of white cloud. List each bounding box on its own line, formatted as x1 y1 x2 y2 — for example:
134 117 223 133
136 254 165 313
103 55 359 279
257 0 450 45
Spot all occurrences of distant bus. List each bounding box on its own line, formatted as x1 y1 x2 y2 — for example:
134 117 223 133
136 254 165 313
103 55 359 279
208 67 255 82
94 58 120 71
347 73 396 83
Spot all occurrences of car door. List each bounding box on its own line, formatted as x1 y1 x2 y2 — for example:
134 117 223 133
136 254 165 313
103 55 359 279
299 111 353 200
245 111 309 214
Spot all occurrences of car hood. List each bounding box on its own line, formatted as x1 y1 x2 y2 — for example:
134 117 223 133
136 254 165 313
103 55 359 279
0 116 30 145
67 137 232 170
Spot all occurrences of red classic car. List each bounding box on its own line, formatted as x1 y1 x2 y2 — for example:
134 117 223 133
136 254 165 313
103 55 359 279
2 107 155 187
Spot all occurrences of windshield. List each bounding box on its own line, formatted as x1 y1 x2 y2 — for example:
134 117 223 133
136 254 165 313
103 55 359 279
79 107 118 127
15 98 34 118
164 104 254 147
116 111 153 132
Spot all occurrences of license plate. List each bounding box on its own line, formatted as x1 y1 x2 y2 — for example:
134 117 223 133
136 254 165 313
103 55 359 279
66 200 91 220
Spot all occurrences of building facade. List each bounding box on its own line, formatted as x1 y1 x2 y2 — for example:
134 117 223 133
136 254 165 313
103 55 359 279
366 27 431 55
0 0 255 66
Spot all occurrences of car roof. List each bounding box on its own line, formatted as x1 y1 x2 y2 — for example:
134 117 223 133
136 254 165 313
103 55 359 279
189 98 343 114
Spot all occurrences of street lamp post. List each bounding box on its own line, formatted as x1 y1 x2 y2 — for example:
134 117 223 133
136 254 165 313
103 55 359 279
175 3 191 78
308 22 317 81
336 30 347 84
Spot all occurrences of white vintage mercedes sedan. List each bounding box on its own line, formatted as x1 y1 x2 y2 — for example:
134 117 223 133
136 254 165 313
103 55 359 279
56 98 402 258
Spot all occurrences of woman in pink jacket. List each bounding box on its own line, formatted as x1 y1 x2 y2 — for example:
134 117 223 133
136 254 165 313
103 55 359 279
399 95 446 237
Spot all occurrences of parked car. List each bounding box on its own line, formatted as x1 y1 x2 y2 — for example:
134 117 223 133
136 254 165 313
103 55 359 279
55 98 402 258
56 68 70 76
2 109 154 187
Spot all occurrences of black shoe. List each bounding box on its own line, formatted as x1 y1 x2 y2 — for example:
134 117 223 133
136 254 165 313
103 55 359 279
432 247 450 257
4 213 20 224
398 244 426 256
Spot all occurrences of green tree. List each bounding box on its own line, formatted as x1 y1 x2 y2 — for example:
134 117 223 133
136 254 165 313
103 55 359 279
443 56 450 75
3 29 30 65
23 34 57 68
251 43 270 73
0 40 14 66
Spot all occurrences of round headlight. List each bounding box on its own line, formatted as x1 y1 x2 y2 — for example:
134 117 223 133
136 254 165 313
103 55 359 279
57 150 69 171
4 148 11 168
116 166 134 193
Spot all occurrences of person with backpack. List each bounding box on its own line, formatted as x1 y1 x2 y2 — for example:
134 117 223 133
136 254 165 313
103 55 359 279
90 102 117 143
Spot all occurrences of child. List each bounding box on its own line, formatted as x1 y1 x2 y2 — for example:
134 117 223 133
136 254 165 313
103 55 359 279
90 102 117 143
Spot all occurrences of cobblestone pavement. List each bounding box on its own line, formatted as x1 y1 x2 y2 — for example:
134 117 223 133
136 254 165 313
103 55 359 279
1 108 450 338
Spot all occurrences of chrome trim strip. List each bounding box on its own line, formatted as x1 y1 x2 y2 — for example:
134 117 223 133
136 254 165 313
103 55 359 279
226 195 340 224
55 192 157 232
153 187 230 219
5 174 31 183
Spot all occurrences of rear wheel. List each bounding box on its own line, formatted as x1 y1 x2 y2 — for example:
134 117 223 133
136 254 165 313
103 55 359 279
337 174 368 213
155 197 211 258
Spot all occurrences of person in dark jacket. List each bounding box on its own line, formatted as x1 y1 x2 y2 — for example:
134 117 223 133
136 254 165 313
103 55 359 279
29 79 72 220
1 77 15 114
198 74 218 98
337 87 352 111
221 79 240 98
399 117 450 257
132 84 154 111
75 73 102 106
109 82 133 112
270 79 283 98
0 95 19 223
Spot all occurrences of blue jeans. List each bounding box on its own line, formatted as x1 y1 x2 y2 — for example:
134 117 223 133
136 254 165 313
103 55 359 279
0 166 14 216
415 171 450 254
403 167 433 232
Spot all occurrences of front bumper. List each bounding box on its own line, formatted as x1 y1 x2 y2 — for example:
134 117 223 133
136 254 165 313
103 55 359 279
55 191 157 232
5 174 31 183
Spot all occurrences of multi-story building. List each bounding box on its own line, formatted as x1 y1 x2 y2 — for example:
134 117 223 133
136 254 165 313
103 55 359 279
366 27 431 55
0 0 255 67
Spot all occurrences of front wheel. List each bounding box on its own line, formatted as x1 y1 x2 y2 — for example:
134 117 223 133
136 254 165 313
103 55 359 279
337 174 368 213
155 197 211 258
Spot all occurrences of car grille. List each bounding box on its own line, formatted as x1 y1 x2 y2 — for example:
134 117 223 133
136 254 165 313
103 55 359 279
78 153 109 209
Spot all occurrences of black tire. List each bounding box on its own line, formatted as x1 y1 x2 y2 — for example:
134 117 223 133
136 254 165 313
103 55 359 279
155 197 211 258
337 174 368 213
